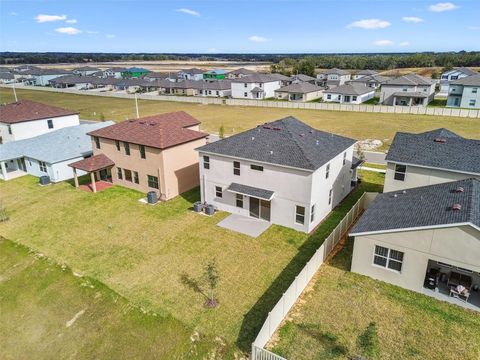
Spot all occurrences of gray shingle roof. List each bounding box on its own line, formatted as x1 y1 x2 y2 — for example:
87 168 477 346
231 73 287 83
392 91 428 98
349 74 390 84
0 122 114 163
350 178 480 235
290 74 316 82
324 83 374 96
453 67 478 76
356 69 378 76
227 183 274 200
385 73 434 86
450 74 480 86
197 116 356 171
386 128 480 175
319 68 350 76
276 82 323 94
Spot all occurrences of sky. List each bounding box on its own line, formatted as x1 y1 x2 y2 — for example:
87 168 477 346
0 0 479 53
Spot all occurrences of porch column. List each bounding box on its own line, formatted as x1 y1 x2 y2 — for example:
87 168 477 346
90 172 97 193
393 96 397 106
0 161 7 181
409 97 413 106
73 168 79 188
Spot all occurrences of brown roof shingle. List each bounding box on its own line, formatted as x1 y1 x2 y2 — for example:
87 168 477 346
69 154 115 172
0 100 78 124
88 111 208 149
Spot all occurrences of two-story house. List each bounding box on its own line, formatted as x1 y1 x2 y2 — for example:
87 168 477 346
383 128 480 192
316 68 351 88
439 67 478 96
0 100 80 144
446 74 480 109
352 69 378 80
177 68 205 81
196 116 358 233
226 68 256 79
231 74 288 99
70 111 208 199
322 83 375 104
72 66 101 77
348 74 390 90
380 74 435 106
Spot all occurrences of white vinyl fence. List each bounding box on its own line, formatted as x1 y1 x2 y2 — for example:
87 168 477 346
251 192 378 360
3 84 479 118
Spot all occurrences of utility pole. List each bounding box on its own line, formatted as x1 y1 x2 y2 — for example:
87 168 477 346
134 93 139 118
12 80 18 102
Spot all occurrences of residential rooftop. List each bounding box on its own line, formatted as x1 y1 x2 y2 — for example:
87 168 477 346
276 82 324 94
385 73 434 86
356 69 378 76
350 178 480 235
450 74 480 86
319 68 350 76
232 73 289 83
324 83 374 95
197 116 356 171
385 128 480 175
0 100 78 124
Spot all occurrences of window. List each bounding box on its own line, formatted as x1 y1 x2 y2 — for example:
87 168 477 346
147 175 159 189
373 245 404 272
133 171 139 184
244 83 248 88
39 161 47 173
451 75 458 80
327 94 331 100
236 193 243 208
7 125 12 135
117 168 123 180
343 152 347 165
115 140 120 151
325 163 330 179
124 169 132 182
310 204 316 222
94 136 100 149
215 186 222 198
251 164 263 171
295 206 305 225
140 145 146 159
216 91 219 96
203 155 210 169
472 88 478 94
394 164 406 181
352 96 357 101
233 161 240 175
124 142 130 155
469 99 476 107
328 189 333 205
244 92 248 97
47 119 54 129
402 88 408 92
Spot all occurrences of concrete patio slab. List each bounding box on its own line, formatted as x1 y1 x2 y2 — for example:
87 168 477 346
217 214 271 238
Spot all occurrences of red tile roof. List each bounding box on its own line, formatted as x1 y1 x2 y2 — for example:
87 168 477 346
0 100 78 124
88 111 208 149
69 154 115 172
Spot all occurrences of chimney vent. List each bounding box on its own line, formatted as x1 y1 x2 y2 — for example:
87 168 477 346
434 137 446 143
454 187 464 193
451 204 462 211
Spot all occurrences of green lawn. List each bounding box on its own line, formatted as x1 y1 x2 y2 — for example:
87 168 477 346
428 98 448 107
1 88 479 151
269 234 480 360
0 171 383 355
0 238 220 360
362 162 387 170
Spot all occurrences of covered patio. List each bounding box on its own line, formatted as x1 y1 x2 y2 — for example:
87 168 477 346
392 91 428 106
68 154 115 193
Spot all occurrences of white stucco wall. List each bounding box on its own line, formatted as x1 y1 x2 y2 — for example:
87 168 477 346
0 114 80 143
380 84 435 105
23 156 86 182
323 91 374 104
231 81 282 99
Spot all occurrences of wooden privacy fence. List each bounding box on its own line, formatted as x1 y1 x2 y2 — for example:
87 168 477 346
251 192 378 360
3 84 479 118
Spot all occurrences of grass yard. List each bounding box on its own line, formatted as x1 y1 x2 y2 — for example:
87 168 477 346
0 238 219 360
1 88 479 150
268 238 480 360
0 171 382 356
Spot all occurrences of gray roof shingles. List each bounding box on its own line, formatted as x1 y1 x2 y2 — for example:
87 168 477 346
227 183 274 200
385 128 480 174
276 82 323 94
350 178 480 235
197 116 356 171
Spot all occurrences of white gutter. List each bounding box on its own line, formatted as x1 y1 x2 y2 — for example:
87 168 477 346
350 222 479 237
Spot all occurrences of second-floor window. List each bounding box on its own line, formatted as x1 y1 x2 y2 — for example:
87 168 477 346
203 155 210 169
343 152 347 166
124 142 130 155
94 136 100 149
47 119 54 129
325 163 330 179
7 125 12 135
140 145 146 159
244 83 248 88
472 88 478 94
233 161 240 175
115 140 120 151
394 164 406 181
251 164 263 172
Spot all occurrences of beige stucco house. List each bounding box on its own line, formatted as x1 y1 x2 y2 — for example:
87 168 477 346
384 128 480 192
69 111 207 199
274 82 324 102
350 179 480 311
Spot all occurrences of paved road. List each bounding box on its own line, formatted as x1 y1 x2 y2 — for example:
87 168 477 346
356 150 387 165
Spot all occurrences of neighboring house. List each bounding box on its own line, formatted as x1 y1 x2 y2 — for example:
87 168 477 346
196 116 359 233
352 69 378 80
316 68 351 88
49 75 97 89
203 69 227 80
274 82 323 102
76 111 208 199
380 74 435 106
322 83 375 104
439 67 478 96
0 72 15 84
446 74 480 109
143 72 170 81
289 74 317 84
226 68 256 79
178 68 205 81
0 100 80 144
102 67 127 78
161 80 201 96
197 80 232 97
350 178 480 310
0 122 113 182
121 67 150 78
73 66 101 76
349 74 390 90
383 128 480 192
231 74 287 99
28 68 72 86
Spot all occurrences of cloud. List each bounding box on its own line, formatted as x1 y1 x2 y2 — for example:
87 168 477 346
399 41 410 46
65 19 77 24
402 16 424 23
35 14 67 23
429 2 459 12
106 34 116 38
373 39 394 46
55 27 82 35
346 19 391 29
248 35 270 42
176 8 200 17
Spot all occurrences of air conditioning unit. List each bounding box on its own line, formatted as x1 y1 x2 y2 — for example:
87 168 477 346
39 176 51 186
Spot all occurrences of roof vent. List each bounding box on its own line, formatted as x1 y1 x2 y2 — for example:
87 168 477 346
273 127 281 131
454 187 464 193
251 136 255 141
402 190 407 194
451 204 462 211
392 194 398 198
434 137 446 143
299 133 305 137
316 140 319 145
269 150 273 155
